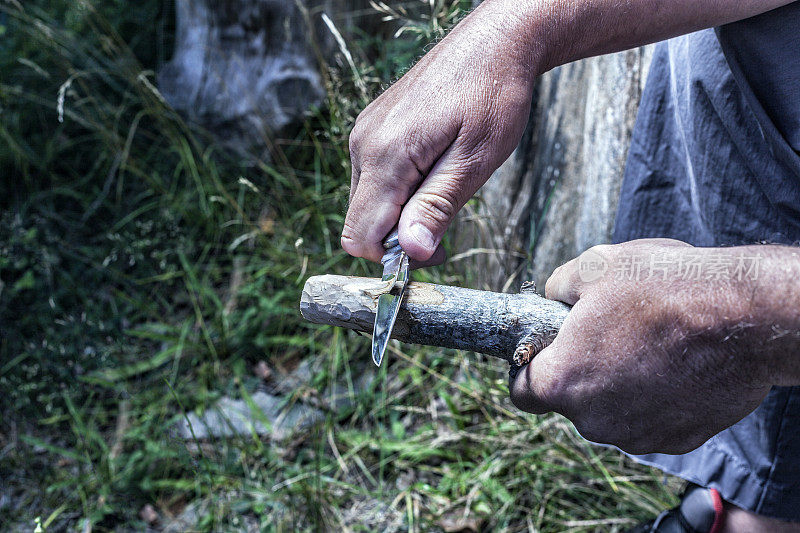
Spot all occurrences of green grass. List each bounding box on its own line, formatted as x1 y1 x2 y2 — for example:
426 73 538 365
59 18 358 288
0 1 679 531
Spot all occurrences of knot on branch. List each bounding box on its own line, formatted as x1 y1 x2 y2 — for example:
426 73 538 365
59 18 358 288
513 337 544 367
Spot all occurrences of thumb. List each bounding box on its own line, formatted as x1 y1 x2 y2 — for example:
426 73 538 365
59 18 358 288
398 142 488 261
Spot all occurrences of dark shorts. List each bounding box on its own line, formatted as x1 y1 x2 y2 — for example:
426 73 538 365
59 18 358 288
613 30 800 520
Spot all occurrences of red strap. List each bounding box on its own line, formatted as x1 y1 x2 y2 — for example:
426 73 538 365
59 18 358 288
708 488 725 533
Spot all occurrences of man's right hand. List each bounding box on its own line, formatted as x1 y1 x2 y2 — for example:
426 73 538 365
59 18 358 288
341 0 786 265
342 0 540 264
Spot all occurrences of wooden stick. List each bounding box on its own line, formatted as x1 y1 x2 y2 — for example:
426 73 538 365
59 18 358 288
300 275 570 365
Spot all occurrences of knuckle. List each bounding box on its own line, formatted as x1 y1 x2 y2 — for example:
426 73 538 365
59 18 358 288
545 264 581 303
348 131 360 159
402 130 431 169
350 118 366 146
351 116 390 158
544 268 562 299
349 127 368 166
361 133 401 164
580 245 614 274
415 191 459 226
341 219 367 250
585 244 612 258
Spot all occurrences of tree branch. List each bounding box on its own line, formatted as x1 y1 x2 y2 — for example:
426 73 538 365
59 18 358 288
300 275 570 364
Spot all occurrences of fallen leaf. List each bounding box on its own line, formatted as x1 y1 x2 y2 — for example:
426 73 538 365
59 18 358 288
254 360 272 381
139 504 159 525
437 512 485 533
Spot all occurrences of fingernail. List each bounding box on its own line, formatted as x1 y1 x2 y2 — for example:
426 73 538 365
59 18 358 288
408 223 435 252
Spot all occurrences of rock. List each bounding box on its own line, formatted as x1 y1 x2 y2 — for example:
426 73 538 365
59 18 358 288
253 360 272 381
270 358 316 396
272 357 373 411
176 391 324 440
161 499 206 533
339 496 405 532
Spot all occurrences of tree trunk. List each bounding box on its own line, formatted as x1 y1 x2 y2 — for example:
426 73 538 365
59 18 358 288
158 0 377 153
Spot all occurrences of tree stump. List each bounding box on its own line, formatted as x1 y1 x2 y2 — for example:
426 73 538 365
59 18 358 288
158 0 377 152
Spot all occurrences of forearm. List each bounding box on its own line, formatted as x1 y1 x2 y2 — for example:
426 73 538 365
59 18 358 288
474 0 791 76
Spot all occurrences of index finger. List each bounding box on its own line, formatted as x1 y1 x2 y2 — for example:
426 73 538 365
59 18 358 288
341 158 420 263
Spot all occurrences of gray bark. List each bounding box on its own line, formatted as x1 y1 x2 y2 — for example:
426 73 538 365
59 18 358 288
301 275 570 364
158 0 375 152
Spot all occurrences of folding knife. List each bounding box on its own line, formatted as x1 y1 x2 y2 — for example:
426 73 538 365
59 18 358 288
371 230 409 367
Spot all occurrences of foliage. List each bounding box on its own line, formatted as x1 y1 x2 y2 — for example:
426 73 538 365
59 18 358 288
0 0 678 530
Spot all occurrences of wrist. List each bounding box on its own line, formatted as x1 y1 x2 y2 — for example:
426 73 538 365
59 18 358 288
732 246 800 386
478 0 792 79
468 0 551 79
637 245 799 388
473 0 615 77
680 245 800 387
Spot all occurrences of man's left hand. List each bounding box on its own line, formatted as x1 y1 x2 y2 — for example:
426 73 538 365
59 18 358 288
510 239 776 454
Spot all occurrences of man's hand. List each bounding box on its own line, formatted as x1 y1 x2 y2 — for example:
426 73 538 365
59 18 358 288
342 0 539 263
510 239 800 455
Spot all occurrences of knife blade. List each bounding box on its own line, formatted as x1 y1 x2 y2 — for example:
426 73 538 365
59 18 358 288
372 230 409 367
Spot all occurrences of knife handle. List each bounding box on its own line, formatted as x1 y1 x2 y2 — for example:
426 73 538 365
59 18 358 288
383 228 400 250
